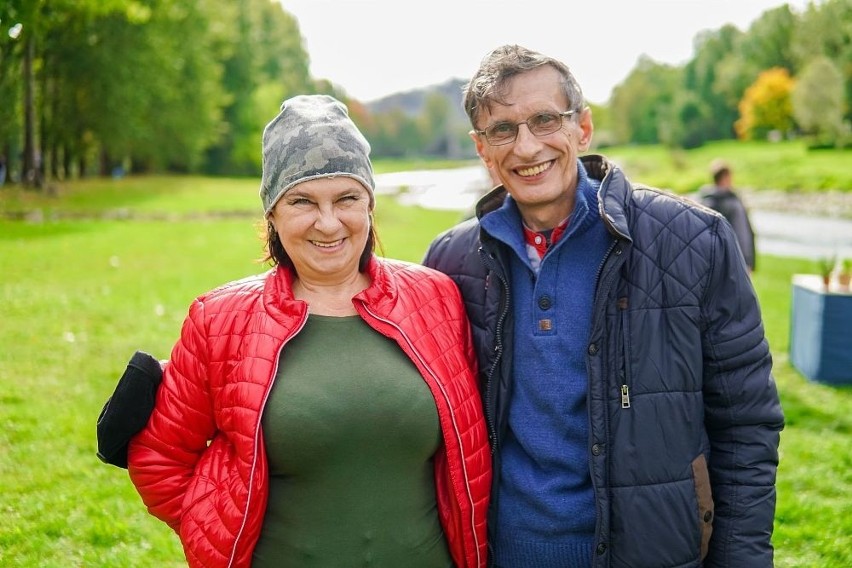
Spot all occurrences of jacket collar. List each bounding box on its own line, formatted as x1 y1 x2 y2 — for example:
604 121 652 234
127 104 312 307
475 154 632 242
262 256 398 321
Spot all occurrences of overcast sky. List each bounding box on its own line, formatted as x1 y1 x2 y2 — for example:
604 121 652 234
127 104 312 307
279 0 813 104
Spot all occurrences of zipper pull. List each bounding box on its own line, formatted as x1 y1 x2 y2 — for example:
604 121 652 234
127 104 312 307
621 385 631 409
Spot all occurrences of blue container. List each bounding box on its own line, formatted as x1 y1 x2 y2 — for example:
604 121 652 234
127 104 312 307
789 275 852 385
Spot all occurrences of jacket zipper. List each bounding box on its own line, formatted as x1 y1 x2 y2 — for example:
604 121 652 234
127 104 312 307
617 297 631 409
227 312 309 568
361 304 482 568
479 246 509 454
586 222 624 564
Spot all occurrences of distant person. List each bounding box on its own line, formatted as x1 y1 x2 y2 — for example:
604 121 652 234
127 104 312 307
423 44 783 567
698 159 757 271
102 94 490 567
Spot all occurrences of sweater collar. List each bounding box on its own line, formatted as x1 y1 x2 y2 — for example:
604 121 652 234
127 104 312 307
480 160 601 262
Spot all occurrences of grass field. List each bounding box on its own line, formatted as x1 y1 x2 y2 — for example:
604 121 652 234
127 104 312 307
1 170 850 567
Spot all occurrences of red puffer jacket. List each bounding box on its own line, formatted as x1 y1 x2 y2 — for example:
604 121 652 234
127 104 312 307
128 257 491 567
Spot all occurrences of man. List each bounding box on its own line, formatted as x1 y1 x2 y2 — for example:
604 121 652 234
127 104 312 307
423 45 783 568
698 159 757 271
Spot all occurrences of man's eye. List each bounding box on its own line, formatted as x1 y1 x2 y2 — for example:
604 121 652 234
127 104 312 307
288 198 312 206
532 113 558 127
489 122 515 135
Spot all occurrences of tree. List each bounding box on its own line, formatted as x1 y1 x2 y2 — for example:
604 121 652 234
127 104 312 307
0 15 22 184
207 0 312 175
609 56 680 145
737 5 798 73
684 25 744 141
791 0 852 124
735 67 796 140
667 92 711 149
792 56 847 147
420 93 456 156
1 0 130 186
0 0 316 184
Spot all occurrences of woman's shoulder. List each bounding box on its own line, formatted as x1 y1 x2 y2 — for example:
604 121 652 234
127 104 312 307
195 269 273 308
376 257 454 286
372 258 465 316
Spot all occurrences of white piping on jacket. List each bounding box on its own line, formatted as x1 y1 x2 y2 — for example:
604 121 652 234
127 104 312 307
227 313 308 567
361 304 482 568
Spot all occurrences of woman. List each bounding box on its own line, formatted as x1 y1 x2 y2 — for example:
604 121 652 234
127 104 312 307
127 95 490 567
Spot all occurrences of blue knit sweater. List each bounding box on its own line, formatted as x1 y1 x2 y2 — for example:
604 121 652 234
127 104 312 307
480 163 609 567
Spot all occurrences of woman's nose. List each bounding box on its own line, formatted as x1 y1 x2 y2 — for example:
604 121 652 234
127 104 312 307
313 205 342 232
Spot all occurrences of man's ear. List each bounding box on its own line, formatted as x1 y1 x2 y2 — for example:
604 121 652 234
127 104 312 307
577 107 594 152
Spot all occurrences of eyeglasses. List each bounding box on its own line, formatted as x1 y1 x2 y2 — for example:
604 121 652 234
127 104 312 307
474 110 577 146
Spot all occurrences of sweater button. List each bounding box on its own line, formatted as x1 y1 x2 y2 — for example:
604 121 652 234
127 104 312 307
588 343 599 355
591 443 603 456
596 543 608 555
704 511 713 522
538 295 552 310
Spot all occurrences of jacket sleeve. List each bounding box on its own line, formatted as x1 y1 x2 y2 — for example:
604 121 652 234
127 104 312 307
700 218 784 567
127 298 216 532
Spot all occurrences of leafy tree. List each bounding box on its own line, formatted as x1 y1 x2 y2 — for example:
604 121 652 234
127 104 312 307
2 0 130 186
420 92 455 156
363 108 424 157
667 92 711 149
0 0 314 184
735 67 796 140
207 0 312 175
792 56 847 147
791 0 852 123
609 56 680 144
713 4 799 142
0 8 24 184
737 5 798 73
587 102 614 148
684 25 743 141
75 0 229 173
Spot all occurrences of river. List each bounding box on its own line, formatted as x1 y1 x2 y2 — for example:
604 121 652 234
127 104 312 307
375 166 852 261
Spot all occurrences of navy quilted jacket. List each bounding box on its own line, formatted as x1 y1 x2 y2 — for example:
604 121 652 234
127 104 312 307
423 155 784 568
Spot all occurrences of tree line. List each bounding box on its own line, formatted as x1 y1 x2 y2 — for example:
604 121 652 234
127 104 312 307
600 0 850 150
0 0 849 190
0 0 329 188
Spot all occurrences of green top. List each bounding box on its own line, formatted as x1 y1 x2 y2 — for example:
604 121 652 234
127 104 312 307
252 314 452 568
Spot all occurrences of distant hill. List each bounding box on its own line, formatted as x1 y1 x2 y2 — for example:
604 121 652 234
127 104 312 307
366 78 469 123
364 78 475 159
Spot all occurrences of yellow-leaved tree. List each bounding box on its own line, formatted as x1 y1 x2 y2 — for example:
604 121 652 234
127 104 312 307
735 67 796 140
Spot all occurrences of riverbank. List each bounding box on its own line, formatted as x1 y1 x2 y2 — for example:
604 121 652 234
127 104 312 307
740 188 852 219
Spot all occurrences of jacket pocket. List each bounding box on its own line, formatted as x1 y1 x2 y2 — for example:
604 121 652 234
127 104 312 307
617 297 631 409
180 439 226 529
692 453 714 560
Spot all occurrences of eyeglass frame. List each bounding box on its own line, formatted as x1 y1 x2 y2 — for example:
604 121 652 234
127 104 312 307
473 109 578 146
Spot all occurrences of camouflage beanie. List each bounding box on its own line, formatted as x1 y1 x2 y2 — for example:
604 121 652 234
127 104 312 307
259 94 375 216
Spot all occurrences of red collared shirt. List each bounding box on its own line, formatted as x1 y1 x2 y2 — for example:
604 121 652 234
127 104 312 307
522 217 570 271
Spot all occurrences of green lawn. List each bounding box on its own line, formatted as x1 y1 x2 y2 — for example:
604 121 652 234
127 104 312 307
594 139 852 194
0 172 850 567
